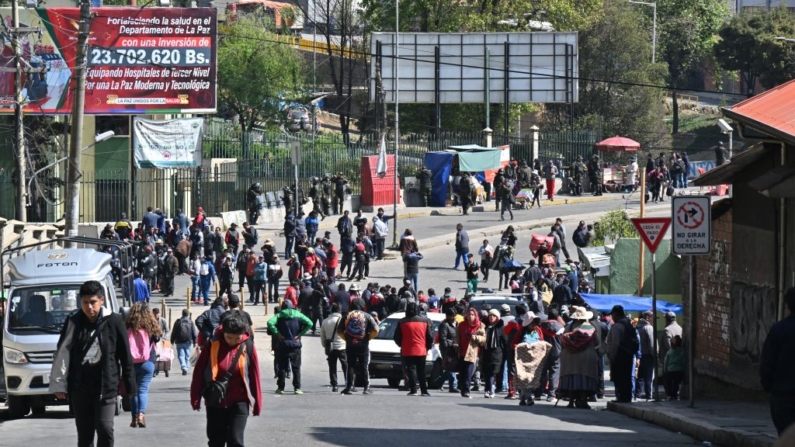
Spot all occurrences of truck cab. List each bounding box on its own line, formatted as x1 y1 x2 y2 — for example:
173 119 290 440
1 237 133 419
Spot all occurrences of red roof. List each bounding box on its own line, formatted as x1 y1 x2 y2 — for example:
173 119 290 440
723 79 795 144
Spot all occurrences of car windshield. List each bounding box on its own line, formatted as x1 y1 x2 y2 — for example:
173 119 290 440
469 299 522 315
376 317 441 340
6 285 102 334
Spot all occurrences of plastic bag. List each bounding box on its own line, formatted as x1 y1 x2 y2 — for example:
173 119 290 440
189 347 199 367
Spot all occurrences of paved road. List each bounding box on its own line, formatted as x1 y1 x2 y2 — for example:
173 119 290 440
0 198 702 446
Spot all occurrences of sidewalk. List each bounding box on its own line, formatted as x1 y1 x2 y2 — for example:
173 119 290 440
607 399 777 447
253 193 616 236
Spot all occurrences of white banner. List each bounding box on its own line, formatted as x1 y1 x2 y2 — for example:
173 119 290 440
376 134 387 177
133 117 204 169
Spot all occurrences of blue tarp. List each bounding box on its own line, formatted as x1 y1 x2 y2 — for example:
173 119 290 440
423 152 454 207
580 293 683 315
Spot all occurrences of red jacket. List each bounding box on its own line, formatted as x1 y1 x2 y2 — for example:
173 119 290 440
302 254 318 273
190 332 261 415
504 319 524 349
394 313 433 357
283 286 298 308
326 246 339 268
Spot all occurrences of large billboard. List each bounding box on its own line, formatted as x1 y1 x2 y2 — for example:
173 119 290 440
370 32 578 104
0 7 217 115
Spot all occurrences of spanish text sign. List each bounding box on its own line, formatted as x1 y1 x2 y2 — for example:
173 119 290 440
672 196 711 255
0 7 217 115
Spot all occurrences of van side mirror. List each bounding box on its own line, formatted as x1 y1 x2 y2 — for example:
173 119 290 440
119 307 130 321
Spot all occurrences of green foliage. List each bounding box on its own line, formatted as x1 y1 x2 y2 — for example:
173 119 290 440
714 7 795 91
593 208 638 246
534 0 604 31
217 18 306 133
546 2 667 150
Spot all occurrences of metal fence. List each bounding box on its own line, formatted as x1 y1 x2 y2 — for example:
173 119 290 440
0 123 596 222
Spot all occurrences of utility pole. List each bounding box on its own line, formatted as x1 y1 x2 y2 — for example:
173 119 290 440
12 0 26 222
64 0 91 241
391 0 400 248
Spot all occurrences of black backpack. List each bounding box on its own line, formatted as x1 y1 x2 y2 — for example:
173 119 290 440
174 318 194 343
618 320 640 356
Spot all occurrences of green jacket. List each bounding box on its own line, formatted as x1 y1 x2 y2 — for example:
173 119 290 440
664 347 685 373
267 308 313 349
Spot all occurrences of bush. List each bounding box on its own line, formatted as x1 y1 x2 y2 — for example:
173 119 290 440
593 208 637 246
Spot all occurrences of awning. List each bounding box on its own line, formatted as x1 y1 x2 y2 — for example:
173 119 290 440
580 293 683 314
692 144 767 186
748 165 795 198
458 150 503 171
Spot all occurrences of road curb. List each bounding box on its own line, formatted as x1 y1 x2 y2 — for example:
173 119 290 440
606 402 775 447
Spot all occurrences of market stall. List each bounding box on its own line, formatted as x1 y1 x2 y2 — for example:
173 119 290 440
422 144 509 206
594 136 640 193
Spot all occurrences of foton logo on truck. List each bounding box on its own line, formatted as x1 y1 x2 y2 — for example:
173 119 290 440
37 262 78 267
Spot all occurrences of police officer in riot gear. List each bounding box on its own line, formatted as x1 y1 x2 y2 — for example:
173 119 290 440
247 182 265 223
332 172 348 215
571 155 586 196
459 172 473 215
321 174 332 216
308 176 326 220
282 185 294 213
416 167 432 207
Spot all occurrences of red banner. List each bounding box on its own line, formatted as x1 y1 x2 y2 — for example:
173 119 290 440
0 7 217 114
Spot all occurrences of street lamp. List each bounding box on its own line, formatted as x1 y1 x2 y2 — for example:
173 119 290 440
629 1 656 64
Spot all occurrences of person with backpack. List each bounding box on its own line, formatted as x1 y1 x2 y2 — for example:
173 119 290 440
267 300 313 395
337 298 379 395
241 222 258 249
195 297 227 346
198 256 217 306
320 303 348 392
171 309 198 375
607 305 639 403
191 313 261 447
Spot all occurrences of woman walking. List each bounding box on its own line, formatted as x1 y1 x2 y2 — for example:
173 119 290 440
481 309 507 398
252 255 267 305
558 306 600 409
456 307 485 398
191 313 262 447
126 302 163 428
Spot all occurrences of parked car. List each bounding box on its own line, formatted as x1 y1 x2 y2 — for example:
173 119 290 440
286 106 310 132
468 294 525 315
368 312 445 388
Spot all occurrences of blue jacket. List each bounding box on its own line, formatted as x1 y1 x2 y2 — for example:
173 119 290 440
305 216 319 234
284 216 297 236
254 263 267 281
200 260 216 282
133 278 150 302
142 212 159 232
173 213 189 235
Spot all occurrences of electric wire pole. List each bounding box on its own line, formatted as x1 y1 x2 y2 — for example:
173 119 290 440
12 0 26 221
64 0 91 240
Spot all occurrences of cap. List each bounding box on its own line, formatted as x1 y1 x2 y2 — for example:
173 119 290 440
500 304 511 313
665 311 677 320
303 273 313 281
488 309 501 319
228 295 241 305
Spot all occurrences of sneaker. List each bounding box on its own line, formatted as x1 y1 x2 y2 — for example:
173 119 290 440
449 388 460 393
182 369 188 376
519 399 527 406
407 391 419 396
462 392 471 399
484 393 491 399
275 389 284 395
472 385 480 392
546 395 554 402
421 392 431 397
504 393 517 400
294 390 303 395
363 388 372 395
332 386 338 393
341 388 353 395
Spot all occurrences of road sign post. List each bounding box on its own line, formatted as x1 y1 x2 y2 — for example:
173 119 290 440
672 195 711 409
631 217 672 402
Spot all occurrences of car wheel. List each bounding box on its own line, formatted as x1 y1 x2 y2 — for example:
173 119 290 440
428 360 444 390
7 395 30 419
387 377 401 388
31 405 46 416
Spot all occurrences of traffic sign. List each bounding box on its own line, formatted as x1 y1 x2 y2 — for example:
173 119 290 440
672 196 711 255
631 217 672 253
290 141 301 165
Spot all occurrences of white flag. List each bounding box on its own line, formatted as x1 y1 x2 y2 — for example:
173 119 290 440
376 134 387 177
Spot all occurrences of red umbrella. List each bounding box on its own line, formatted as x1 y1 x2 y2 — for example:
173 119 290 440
595 136 640 152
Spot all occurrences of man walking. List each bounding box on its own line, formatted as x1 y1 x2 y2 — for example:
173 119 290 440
394 302 434 396
267 301 313 395
607 305 639 403
338 298 379 395
453 223 470 270
320 303 348 392
161 248 179 297
170 309 198 375
636 310 655 400
761 288 795 436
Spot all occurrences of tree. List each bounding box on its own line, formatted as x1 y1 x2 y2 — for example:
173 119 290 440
217 18 305 153
545 2 668 150
714 7 795 94
656 0 728 133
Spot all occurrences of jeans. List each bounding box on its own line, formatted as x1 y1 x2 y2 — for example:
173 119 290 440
466 278 478 294
458 361 476 392
454 250 469 269
403 356 428 394
406 273 419 293
200 276 212 304
276 347 302 390
327 349 348 387
345 348 370 390
268 279 279 302
251 279 264 304
537 355 560 397
482 361 499 394
206 402 249 447
285 235 295 258
374 238 385 259
176 342 192 371
637 353 654 399
443 369 458 389
72 390 115 447
131 361 154 415
191 275 200 299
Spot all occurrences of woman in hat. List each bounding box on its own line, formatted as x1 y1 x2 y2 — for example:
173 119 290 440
516 312 543 406
558 305 600 409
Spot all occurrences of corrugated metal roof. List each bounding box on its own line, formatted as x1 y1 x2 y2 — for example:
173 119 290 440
723 79 795 144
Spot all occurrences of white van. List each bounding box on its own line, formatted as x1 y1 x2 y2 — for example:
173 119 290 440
1 237 133 419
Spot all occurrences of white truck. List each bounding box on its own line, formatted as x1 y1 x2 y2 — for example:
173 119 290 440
1 237 134 419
